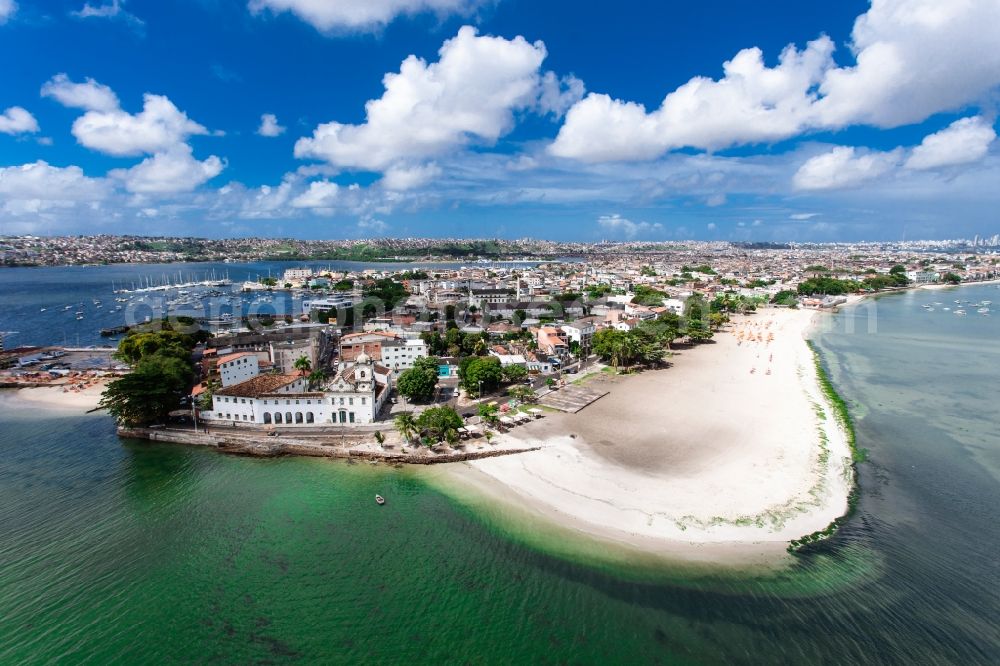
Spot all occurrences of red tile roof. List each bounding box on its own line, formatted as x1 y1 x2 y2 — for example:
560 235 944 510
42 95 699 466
216 373 301 398
217 352 255 365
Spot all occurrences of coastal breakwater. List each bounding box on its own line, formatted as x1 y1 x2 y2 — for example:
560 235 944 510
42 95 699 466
118 427 540 465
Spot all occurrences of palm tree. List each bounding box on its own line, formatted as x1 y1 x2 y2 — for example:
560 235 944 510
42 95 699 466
373 430 385 448
307 368 327 390
484 430 494 445
293 356 312 376
394 412 417 443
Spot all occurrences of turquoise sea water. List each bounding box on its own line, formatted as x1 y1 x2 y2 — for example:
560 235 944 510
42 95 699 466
1 272 999 663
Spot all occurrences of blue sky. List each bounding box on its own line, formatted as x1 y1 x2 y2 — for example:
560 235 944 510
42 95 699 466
1 0 999 242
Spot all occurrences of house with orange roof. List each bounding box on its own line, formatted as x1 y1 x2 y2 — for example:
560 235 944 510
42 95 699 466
218 352 259 387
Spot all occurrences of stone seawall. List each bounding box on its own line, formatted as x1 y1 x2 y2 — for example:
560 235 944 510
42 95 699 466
118 427 539 464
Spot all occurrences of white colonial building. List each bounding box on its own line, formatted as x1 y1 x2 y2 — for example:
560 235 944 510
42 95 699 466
218 352 260 387
203 354 391 428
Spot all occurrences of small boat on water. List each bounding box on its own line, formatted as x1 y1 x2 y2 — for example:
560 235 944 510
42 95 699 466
955 310 967 316
375 495 386 505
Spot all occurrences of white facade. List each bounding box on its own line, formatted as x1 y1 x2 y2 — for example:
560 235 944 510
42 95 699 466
218 353 260 387
204 357 391 427
663 298 686 315
283 268 312 283
380 338 428 374
301 295 356 314
561 320 596 344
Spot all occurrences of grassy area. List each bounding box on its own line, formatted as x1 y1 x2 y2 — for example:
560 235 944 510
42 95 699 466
806 340 865 463
786 342 866 553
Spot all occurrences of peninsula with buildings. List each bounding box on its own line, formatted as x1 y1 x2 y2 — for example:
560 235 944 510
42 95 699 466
3 236 998 561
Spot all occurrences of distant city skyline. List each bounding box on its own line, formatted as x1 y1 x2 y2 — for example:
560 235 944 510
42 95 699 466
2 1 1000 241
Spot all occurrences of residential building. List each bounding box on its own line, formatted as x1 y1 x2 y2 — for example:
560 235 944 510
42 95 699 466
218 352 260 387
269 337 319 374
283 268 312 283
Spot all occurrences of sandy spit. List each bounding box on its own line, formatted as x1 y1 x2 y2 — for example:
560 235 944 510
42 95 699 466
446 307 854 564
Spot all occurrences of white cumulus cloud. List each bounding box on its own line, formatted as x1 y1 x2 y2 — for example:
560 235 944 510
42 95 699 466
381 163 441 190
905 116 996 170
0 161 112 217
552 0 1000 162
257 113 286 137
0 106 39 134
248 0 480 33
110 145 224 194
596 213 663 239
793 146 901 191
70 93 209 157
291 180 340 208
552 37 834 161
815 0 1000 128
295 26 549 171
41 73 120 112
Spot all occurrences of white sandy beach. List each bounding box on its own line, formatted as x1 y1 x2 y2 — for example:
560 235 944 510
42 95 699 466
448 307 854 562
11 381 107 411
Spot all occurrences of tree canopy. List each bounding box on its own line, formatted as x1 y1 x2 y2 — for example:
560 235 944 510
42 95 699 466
458 356 503 396
416 406 464 443
396 356 440 402
100 325 201 426
99 354 194 426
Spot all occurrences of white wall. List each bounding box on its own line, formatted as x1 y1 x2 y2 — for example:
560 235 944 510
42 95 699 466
219 355 259 387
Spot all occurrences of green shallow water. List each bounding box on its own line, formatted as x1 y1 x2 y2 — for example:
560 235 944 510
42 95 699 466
2 285 1000 663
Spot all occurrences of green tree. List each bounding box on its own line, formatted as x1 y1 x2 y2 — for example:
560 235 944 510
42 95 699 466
196 379 220 410
631 285 667 307
307 369 327 390
508 385 537 402
98 355 193 426
114 330 194 365
416 406 464 443
394 412 417 443
797 276 858 295
477 402 500 426
396 364 439 402
293 355 312 375
708 312 729 330
459 356 503 396
771 290 799 306
500 363 528 384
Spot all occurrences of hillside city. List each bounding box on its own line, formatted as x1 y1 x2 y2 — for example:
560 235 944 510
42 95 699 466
2 233 1000 266
3 235 998 442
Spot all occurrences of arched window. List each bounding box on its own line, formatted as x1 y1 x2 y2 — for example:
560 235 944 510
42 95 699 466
263 413 272 424
295 412 304 424
285 412 293 424
274 412 282 424
306 412 314 423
